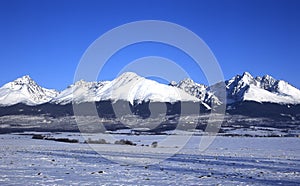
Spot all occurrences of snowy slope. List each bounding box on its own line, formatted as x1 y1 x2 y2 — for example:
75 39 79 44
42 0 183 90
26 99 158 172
96 72 201 104
51 80 109 104
225 72 300 104
0 75 57 106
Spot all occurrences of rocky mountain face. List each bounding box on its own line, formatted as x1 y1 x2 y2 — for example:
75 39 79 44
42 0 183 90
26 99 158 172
170 78 222 106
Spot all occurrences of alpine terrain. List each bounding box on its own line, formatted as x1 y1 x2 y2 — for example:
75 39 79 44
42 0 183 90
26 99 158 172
0 72 299 134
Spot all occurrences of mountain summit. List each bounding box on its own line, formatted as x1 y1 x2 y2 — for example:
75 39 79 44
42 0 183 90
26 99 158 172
224 72 300 104
0 75 58 106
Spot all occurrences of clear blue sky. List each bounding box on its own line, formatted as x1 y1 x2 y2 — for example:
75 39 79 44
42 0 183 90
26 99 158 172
0 0 299 90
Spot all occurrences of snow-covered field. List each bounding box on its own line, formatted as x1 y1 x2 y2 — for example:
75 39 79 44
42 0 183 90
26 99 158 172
0 133 299 185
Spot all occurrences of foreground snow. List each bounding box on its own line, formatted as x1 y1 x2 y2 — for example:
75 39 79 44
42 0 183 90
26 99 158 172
0 133 299 185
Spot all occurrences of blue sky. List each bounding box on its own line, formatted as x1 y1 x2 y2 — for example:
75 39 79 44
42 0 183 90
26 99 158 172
0 0 299 90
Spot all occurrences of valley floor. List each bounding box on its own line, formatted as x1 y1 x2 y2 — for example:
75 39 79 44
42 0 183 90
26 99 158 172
0 133 299 185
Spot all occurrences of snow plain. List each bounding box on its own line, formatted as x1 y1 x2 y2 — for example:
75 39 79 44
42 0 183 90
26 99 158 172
0 133 299 185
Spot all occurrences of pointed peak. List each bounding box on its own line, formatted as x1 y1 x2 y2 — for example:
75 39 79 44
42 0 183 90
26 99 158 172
176 78 207 90
22 75 31 79
14 75 35 84
117 72 140 78
20 75 33 80
242 72 253 78
231 71 252 80
115 72 143 82
228 72 256 86
262 74 275 80
239 72 255 83
182 78 194 82
178 78 195 85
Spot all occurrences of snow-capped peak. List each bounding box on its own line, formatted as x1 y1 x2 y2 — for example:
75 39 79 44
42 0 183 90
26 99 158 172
117 71 140 79
14 75 33 84
224 72 300 104
112 72 142 87
242 71 253 78
240 72 255 84
262 74 275 81
0 75 58 106
175 78 207 96
6 75 40 90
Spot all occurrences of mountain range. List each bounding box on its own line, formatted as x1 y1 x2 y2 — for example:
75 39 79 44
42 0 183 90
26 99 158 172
1 72 299 108
0 71 300 121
